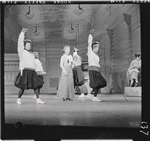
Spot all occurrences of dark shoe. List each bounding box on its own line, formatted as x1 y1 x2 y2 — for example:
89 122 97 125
66 98 73 101
62 98 66 101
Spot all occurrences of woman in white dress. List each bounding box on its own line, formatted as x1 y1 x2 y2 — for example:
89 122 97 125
57 46 75 101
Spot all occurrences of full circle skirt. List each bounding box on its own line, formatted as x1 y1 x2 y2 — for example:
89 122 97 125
14 69 44 90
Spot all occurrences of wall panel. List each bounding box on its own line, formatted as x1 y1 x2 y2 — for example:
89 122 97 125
4 7 18 53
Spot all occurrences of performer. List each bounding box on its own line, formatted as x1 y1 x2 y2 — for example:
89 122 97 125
57 46 74 101
33 52 46 98
14 28 45 105
72 48 85 98
127 53 141 87
87 29 107 102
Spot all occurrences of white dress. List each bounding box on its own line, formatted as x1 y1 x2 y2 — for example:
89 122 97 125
128 59 141 80
57 54 75 99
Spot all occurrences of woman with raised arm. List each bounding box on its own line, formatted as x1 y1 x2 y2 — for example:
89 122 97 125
57 46 74 101
87 29 107 102
14 28 45 105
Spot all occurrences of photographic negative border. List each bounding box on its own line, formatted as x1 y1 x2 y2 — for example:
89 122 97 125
1 1 149 141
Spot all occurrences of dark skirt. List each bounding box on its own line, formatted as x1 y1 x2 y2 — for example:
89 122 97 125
14 69 44 90
89 70 107 89
73 66 85 86
37 75 44 81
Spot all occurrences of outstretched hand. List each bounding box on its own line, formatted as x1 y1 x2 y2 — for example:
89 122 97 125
22 28 27 33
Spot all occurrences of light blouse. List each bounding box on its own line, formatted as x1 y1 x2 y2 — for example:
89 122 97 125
35 59 45 74
73 51 82 66
17 32 35 71
87 34 100 68
60 54 73 70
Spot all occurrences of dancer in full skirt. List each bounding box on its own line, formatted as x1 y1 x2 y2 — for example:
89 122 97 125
14 28 45 105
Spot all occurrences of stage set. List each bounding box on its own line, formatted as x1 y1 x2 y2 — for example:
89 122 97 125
4 3 141 129
5 93 141 127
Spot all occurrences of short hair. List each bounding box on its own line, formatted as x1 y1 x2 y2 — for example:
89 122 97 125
24 39 31 46
74 48 79 53
92 42 100 49
135 52 141 58
62 45 70 53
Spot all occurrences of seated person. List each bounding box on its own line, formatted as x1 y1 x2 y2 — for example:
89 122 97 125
127 53 141 87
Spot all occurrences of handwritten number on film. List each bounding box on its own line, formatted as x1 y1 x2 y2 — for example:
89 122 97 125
140 121 149 135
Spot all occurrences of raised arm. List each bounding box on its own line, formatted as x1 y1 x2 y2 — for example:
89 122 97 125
60 55 68 76
17 28 27 54
87 33 93 56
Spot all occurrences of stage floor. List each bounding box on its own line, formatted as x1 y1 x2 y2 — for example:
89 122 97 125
4 93 141 127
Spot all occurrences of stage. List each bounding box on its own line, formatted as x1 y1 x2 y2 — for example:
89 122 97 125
4 93 141 128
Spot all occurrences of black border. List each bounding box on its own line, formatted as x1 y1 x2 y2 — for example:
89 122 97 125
140 3 150 140
1 1 150 141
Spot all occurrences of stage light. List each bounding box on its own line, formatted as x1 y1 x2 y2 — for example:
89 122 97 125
73 4 84 16
25 6 35 20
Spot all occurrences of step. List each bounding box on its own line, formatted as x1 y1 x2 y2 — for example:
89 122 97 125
124 87 141 97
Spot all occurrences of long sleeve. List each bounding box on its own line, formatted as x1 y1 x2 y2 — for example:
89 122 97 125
40 63 45 74
35 59 45 73
128 61 133 69
60 55 65 70
128 61 134 73
128 60 140 70
87 34 100 68
87 34 93 55
73 52 81 66
17 32 25 55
